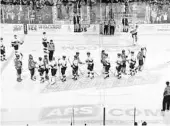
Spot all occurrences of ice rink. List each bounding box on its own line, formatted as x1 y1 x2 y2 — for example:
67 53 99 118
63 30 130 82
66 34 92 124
1 31 170 126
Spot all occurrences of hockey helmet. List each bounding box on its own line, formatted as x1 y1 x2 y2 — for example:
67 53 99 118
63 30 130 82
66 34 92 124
14 35 17 37
117 53 121 56
102 50 105 53
29 54 33 59
122 49 125 53
43 32 46 35
50 39 53 43
76 52 79 55
131 51 134 54
87 52 90 55
63 55 66 58
0 37 3 40
39 57 42 61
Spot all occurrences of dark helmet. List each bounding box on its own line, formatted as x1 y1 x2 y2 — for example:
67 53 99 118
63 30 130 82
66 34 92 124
131 51 134 54
50 39 53 43
29 54 33 59
0 37 3 40
87 52 90 55
14 34 17 37
39 57 42 60
43 32 46 35
117 53 121 56
63 55 66 58
102 50 105 53
76 52 79 55
122 49 125 53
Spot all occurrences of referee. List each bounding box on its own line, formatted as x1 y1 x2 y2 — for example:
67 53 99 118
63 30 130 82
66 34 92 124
162 81 170 112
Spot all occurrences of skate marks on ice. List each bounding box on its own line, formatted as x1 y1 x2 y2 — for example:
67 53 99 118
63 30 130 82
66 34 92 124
42 70 160 93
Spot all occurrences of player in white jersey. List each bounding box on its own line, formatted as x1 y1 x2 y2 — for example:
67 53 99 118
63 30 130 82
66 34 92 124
59 55 67 82
42 32 49 55
116 53 123 79
49 57 57 84
0 37 6 61
38 57 45 83
11 35 23 54
130 25 138 45
85 52 94 79
128 51 137 76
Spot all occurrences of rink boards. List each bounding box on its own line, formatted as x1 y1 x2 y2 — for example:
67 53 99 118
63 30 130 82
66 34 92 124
1 24 170 36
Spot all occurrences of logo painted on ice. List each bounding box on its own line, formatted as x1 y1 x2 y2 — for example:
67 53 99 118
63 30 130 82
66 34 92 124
62 45 141 52
40 104 165 125
40 105 99 120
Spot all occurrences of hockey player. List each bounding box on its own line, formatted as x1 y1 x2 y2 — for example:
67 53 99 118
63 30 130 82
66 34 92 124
137 48 146 71
75 52 84 75
0 37 6 61
116 53 123 79
11 35 23 54
128 51 137 76
103 53 110 79
71 55 79 80
130 25 138 45
28 54 37 81
50 57 57 83
85 52 94 79
14 53 23 82
59 55 67 82
101 50 107 73
121 49 128 74
43 55 49 81
42 32 49 55
38 57 45 83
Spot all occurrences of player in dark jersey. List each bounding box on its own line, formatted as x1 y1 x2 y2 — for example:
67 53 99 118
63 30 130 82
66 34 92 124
103 53 110 79
28 54 37 81
121 50 128 74
14 54 23 82
0 37 6 61
42 32 49 55
128 51 137 76
43 55 49 81
101 50 107 74
38 57 45 83
116 53 123 79
71 55 79 80
137 48 146 71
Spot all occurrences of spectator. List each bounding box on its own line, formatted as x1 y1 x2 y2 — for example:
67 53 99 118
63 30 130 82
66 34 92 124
104 19 109 35
163 12 168 23
122 15 128 32
110 18 116 35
